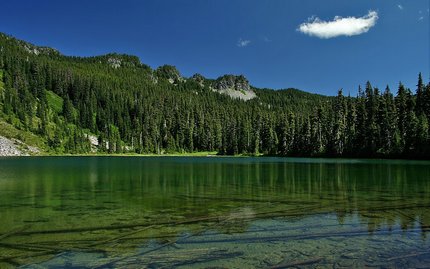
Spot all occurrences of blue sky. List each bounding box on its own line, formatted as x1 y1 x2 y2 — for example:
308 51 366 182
1 0 429 95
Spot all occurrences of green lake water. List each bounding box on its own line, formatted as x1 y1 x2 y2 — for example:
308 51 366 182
0 157 429 268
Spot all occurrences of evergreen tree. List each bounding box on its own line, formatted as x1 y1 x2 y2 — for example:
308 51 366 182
416 73 425 116
0 33 428 158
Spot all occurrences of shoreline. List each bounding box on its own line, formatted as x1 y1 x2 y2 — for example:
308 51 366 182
1 136 429 161
1 153 430 163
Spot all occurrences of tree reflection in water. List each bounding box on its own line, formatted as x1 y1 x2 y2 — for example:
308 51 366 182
0 157 429 268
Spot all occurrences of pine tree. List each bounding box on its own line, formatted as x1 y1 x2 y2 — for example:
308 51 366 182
62 96 75 123
416 73 425 116
395 82 408 152
0 33 428 158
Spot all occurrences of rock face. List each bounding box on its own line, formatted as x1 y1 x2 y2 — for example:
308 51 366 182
103 54 142 68
156 65 183 84
212 75 256 101
0 136 40 156
107 57 122 69
23 44 60 56
191 73 206 87
85 134 99 153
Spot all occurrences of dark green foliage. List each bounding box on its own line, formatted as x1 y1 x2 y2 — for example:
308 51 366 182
155 65 181 82
0 32 429 158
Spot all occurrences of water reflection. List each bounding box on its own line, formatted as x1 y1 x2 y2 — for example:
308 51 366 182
0 157 429 267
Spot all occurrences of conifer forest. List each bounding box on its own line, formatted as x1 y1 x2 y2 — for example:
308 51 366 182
0 33 429 158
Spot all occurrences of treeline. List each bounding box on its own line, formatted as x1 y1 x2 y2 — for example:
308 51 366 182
0 33 429 158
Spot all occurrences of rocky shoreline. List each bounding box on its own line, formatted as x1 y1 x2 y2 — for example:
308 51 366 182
0 136 40 156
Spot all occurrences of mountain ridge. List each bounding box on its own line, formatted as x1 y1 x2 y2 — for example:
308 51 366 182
0 32 428 158
0 32 326 99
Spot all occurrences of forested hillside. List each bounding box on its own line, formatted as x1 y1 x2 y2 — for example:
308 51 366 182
0 33 429 158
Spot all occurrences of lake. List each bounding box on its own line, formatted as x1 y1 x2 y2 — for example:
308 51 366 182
0 157 429 268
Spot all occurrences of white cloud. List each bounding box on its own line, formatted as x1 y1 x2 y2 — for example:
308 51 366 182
397 4 403 10
237 38 251 47
297 10 379 39
418 16 424 21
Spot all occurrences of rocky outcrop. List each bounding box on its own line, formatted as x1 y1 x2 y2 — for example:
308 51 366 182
103 54 142 68
211 75 256 101
23 45 59 56
0 136 40 156
107 57 122 69
191 73 206 87
85 134 99 153
156 65 184 84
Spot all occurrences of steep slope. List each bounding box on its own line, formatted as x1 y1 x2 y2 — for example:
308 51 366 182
0 32 330 155
1 32 427 158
